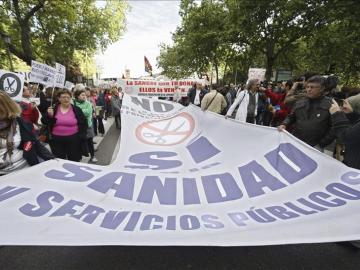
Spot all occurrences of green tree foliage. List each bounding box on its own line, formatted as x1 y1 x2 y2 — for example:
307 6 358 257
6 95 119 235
297 0 360 85
158 0 231 80
225 0 330 80
0 0 127 78
158 0 360 86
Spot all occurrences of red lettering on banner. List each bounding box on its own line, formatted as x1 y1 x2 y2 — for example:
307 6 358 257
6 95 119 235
139 87 156 92
158 82 170 86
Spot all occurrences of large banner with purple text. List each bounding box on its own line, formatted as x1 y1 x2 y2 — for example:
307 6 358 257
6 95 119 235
0 95 360 245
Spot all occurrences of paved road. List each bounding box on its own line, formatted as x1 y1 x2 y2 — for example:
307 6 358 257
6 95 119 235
0 123 359 270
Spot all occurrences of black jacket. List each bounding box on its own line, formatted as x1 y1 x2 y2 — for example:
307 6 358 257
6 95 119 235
282 96 335 147
331 112 360 169
16 117 55 165
42 104 89 156
42 104 88 140
187 87 209 105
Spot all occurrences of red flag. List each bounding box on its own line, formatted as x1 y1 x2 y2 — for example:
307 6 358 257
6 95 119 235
144 56 152 74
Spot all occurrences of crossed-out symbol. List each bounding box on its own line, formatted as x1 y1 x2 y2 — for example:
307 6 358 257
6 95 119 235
0 73 22 97
135 112 195 146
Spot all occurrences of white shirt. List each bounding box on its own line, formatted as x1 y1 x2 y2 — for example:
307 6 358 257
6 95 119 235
0 125 28 175
194 89 201 105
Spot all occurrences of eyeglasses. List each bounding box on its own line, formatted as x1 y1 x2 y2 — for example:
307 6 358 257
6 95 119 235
59 96 71 99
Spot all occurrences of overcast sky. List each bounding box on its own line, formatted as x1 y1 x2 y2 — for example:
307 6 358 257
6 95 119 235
96 0 181 79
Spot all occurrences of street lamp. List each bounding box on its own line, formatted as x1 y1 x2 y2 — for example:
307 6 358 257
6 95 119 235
1 33 14 72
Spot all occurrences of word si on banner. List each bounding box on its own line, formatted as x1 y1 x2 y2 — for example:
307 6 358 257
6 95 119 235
0 95 360 246
0 69 24 101
30 60 56 86
117 79 204 98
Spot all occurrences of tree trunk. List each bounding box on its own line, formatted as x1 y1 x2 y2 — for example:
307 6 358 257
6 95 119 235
214 62 219 85
223 62 228 86
265 41 275 81
19 23 33 65
266 56 274 81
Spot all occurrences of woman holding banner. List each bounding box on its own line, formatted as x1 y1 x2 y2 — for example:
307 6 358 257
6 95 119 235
73 87 98 163
0 92 54 175
44 89 88 162
330 95 360 248
330 97 360 169
111 88 122 129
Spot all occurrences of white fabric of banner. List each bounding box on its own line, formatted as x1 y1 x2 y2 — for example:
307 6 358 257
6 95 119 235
248 68 266 81
54 63 66 88
0 95 360 246
64 81 74 90
30 60 56 86
117 79 203 98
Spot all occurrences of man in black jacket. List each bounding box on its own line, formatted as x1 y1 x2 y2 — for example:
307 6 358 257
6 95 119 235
278 76 335 148
187 82 208 106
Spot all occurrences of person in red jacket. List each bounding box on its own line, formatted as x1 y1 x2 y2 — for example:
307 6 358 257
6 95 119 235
261 80 293 127
19 85 39 133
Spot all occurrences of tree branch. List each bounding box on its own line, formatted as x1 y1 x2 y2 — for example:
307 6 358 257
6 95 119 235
12 0 23 24
24 0 46 22
0 30 27 61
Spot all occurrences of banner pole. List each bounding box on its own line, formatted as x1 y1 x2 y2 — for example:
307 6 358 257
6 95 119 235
50 86 55 107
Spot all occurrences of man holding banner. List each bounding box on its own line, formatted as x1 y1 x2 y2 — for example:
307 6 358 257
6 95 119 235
278 76 335 149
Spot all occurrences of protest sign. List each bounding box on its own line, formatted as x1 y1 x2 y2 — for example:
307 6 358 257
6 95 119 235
64 81 74 90
18 71 31 84
0 70 24 101
117 79 202 98
54 63 66 88
248 68 266 82
0 95 360 245
30 60 56 86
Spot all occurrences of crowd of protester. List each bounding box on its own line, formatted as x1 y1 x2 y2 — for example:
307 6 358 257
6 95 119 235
176 73 360 173
0 84 124 176
1 73 360 176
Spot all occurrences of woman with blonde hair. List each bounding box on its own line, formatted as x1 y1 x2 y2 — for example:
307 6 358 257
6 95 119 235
0 91 54 175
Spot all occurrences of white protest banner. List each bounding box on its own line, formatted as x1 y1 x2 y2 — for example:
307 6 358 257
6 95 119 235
54 63 66 88
30 60 56 86
248 68 266 82
0 69 24 101
117 79 201 98
18 71 31 84
0 95 360 246
64 81 75 90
